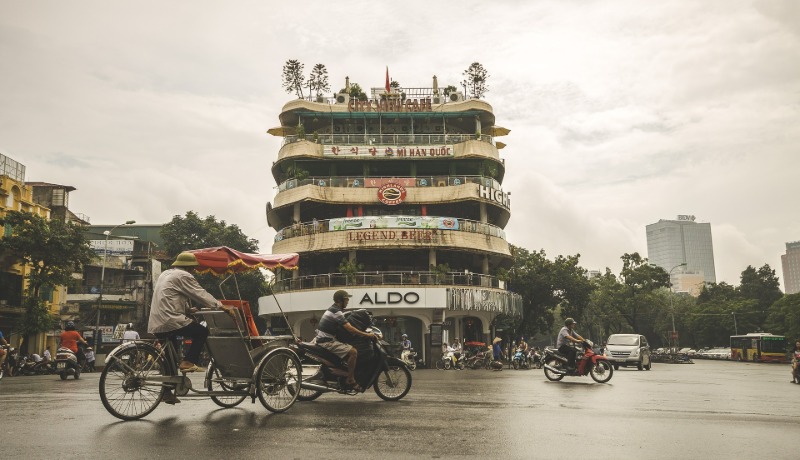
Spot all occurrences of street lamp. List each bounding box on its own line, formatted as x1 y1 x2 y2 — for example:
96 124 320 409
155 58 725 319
94 220 136 350
667 263 687 354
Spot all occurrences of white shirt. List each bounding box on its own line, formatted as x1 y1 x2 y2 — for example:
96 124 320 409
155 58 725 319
148 268 221 334
122 330 140 342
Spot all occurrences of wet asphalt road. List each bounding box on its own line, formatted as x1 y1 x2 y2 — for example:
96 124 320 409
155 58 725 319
1 360 798 459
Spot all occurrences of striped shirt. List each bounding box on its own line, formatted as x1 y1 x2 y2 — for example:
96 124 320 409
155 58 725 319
315 304 349 340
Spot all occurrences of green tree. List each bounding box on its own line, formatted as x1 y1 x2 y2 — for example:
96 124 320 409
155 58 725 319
338 82 368 101
765 293 800 340
0 211 95 349
160 212 268 311
282 59 306 99
462 62 490 99
443 85 458 96
737 264 783 328
307 63 330 100
619 253 670 333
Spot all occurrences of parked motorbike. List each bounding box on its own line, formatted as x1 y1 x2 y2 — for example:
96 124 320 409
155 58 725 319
291 309 412 402
543 340 613 383
512 348 530 370
15 355 42 376
54 347 82 380
436 351 464 370
401 348 418 371
463 350 491 370
0 345 12 379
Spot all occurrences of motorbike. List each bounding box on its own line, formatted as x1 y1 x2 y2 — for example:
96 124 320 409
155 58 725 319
528 349 543 369
54 347 82 380
792 351 800 384
462 350 491 369
436 351 464 370
512 348 529 370
291 309 412 402
542 340 613 383
401 348 418 371
0 345 13 379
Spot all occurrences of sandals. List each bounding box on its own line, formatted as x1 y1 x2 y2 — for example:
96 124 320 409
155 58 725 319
346 381 363 392
179 362 205 373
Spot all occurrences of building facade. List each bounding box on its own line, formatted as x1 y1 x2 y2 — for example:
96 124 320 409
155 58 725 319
781 241 800 295
646 215 717 292
259 77 522 364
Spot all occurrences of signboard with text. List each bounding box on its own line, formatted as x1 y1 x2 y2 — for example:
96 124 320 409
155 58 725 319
323 144 453 158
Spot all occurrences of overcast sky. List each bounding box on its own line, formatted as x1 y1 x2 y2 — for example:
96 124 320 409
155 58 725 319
1 1 798 286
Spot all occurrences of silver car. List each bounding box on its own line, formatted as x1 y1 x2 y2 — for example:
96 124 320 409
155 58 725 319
604 334 652 370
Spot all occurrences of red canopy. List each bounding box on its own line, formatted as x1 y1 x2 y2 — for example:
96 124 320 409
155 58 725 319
188 246 299 275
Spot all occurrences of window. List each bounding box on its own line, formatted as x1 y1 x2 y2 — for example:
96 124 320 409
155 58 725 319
51 188 66 206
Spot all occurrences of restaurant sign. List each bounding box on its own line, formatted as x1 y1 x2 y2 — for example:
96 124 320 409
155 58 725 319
328 215 459 232
323 145 453 158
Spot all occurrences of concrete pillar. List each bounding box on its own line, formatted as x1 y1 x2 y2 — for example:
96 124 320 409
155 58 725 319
482 255 489 274
428 249 436 269
475 115 482 137
349 250 356 262
480 202 487 223
293 203 301 224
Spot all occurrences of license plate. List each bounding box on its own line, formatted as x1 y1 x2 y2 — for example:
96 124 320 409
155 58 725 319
57 362 66 369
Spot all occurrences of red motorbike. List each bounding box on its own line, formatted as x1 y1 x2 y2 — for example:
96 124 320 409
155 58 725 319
543 340 614 383
792 351 800 384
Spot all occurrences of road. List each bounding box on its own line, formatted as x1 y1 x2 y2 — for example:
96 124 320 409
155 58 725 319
1 360 798 459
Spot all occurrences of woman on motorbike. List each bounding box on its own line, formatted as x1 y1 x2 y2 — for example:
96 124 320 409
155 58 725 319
791 340 800 383
60 321 90 365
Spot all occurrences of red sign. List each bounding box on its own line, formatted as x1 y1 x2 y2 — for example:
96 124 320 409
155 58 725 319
377 183 406 205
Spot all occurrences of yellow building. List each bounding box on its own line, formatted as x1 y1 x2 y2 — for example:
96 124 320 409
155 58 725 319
0 153 63 353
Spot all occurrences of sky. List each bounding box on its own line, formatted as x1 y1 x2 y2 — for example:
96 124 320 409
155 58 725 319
1 0 798 286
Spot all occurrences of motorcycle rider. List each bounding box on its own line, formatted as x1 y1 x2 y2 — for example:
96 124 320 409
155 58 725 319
791 340 800 383
557 318 585 371
400 333 412 364
446 338 462 364
60 321 90 365
0 329 8 373
312 289 377 391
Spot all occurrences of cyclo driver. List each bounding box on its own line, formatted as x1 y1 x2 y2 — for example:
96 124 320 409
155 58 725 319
312 290 376 391
556 318 585 371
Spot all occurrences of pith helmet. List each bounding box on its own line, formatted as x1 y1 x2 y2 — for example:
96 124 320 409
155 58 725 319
172 252 199 267
333 290 352 302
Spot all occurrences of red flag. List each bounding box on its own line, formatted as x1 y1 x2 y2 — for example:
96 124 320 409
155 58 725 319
385 66 390 93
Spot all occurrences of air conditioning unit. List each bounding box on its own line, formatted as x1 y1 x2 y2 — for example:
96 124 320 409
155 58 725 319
448 92 464 102
432 96 442 104
335 93 350 104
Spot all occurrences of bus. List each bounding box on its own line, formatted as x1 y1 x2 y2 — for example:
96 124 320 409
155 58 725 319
729 333 788 363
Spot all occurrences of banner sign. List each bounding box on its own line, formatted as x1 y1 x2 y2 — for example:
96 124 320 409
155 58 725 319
90 239 134 256
328 215 459 232
323 144 453 158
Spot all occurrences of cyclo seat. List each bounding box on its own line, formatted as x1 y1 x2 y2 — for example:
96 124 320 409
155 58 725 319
297 342 345 367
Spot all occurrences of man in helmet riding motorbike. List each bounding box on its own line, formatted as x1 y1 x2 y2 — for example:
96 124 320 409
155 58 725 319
148 252 234 404
557 318 585 371
312 289 377 391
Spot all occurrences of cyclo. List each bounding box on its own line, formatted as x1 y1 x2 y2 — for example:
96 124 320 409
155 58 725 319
99 247 302 421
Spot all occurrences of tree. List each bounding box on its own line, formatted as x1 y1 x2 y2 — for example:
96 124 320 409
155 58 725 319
338 82 367 101
443 85 458 96
462 62 490 99
737 264 783 328
618 253 670 333
307 63 330 100
160 212 268 316
0 211 96 349
765 293 800 340
282 59 305 99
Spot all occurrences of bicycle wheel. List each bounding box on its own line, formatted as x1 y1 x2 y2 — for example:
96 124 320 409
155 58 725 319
206 361 247 408
256 349 301 413
374 363 412 401
100 345 165 421
435 358 445 370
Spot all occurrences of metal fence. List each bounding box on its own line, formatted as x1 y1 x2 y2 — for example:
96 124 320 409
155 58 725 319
283 133 493 147
272 271 502 292
277 174 501 192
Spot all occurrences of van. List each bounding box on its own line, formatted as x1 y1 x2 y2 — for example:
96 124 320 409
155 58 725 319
604 334 652 370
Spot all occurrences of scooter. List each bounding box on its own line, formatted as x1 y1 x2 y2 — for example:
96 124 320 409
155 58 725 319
792 351 800 384
511 348 529 370
292 309 412 402
401 348 418 371
543 340 614 383
54 347 82 380
528 349 543 369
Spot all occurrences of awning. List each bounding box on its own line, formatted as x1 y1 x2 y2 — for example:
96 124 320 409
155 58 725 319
188 246 299 275
483 126 510 137
267 126 295 137
495 141 506 150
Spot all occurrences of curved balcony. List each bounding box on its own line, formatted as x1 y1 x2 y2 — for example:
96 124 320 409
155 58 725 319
273 270 505 293
274 216 507 243
282 133 494 147
277 174 501 193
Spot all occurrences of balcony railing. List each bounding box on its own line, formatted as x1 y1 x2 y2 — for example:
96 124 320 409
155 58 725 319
272 271 505 292
275 216 507 243
283 133 493 147
277 174 501 192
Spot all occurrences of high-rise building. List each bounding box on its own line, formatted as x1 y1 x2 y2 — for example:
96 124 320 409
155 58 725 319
259 75 522 365
781 241 800 294
646 215 716 291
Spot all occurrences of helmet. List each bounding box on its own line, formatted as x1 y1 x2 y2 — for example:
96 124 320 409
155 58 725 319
172 252 199 267
564 318 576 326
333 290 352 303
65 321 76 331
401 333 408 338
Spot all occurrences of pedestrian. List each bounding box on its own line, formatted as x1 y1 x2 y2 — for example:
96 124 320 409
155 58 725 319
43 347 52 364
492 337 503 361
85 347 95 372
312 217 320 233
